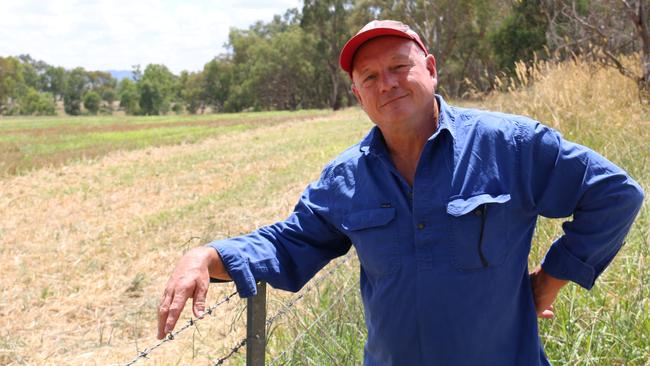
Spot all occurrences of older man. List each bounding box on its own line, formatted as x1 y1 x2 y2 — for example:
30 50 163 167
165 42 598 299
158 20 644 365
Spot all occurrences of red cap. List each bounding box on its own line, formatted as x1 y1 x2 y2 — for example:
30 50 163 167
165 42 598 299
339 20 429 77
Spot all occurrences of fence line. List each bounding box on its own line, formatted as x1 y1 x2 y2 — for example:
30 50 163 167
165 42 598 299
124 254 353 366
211 255 353 365
124 290 238 366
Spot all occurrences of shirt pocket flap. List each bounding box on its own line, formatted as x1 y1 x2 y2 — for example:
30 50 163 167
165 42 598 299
342 208 396 231
447 193 511 217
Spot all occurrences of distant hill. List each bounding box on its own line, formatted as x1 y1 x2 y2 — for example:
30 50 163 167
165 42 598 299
107 70 134 81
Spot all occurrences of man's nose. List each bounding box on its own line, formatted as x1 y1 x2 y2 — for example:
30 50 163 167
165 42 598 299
378 71 398 92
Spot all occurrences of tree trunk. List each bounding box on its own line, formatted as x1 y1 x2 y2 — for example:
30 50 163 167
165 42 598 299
328 61 342 110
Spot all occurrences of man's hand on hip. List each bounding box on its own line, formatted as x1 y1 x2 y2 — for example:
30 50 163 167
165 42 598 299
529 266 568 319
157 246 230 339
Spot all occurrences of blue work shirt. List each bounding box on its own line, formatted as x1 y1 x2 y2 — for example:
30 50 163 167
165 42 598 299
208 96 644 365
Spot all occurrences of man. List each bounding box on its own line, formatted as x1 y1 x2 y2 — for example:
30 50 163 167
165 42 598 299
157 20 644 365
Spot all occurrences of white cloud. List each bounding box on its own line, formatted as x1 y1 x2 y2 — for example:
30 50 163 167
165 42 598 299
0 0 302 74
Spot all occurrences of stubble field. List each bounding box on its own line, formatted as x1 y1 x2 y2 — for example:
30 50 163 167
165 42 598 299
0 58 648 365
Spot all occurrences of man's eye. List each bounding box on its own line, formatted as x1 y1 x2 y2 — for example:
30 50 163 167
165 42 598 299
362 75 376 86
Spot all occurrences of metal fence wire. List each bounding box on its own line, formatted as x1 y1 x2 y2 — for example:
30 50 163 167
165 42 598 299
124 254 353 366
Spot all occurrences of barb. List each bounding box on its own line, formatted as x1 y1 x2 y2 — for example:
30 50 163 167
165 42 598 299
209 255 353 365
124 290 238 366
213 337 247 365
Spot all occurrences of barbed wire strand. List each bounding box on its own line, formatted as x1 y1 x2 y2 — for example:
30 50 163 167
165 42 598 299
213 337 248 365
211 255 353 365
268 275 357 366
124 289 238 366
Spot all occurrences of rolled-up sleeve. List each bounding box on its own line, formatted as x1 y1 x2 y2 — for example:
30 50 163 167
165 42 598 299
518 122 644 289
206 166 351 297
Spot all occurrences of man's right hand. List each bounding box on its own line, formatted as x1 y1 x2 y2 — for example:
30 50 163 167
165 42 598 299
157 246 230 340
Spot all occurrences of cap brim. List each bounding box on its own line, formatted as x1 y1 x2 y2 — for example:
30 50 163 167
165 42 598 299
339 28 418 75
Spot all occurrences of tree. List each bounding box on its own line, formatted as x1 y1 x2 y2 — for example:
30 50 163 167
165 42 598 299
490 0 548 71
544 0 650 101
118 78 139 115
202 57 233 112
355 0 510 97
0 56 24 114
19 88 56 115
101 88 116 112
43 66 66 100
83 91 101 114
137 64 175 115
63 67 87 115
302 0 355 110
179 70 205 114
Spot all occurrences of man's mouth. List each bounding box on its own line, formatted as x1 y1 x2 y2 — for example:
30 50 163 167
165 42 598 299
380 94 408 108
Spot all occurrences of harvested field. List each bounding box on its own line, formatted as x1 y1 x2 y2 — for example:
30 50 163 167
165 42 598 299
0 108 370 365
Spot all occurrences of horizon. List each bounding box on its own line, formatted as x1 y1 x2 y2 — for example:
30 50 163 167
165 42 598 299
0 0 301 74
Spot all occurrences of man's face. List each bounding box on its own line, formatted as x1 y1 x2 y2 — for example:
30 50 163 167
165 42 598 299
351 36 437 132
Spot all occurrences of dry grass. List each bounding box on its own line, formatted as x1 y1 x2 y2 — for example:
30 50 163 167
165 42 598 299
0 109 371 365
464 56 649 365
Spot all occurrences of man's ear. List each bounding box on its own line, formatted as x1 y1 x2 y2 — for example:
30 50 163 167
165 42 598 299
425 54 438 87
351 83 363 106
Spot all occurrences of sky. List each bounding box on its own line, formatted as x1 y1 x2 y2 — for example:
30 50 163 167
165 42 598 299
0 0 301 74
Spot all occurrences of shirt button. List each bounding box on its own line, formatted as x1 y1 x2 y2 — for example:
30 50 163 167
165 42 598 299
417 223 426 230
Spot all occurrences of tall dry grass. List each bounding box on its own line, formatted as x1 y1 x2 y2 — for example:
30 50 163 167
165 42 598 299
462 56 649 365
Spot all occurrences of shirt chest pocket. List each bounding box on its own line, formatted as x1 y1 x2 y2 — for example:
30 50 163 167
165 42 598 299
446 193 513 271
341 207 400 277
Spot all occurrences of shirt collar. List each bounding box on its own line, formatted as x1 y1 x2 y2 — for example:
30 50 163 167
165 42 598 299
358 94 457 155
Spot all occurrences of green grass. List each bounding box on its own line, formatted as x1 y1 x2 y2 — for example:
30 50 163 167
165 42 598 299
0 109 335 176
0 109 332 130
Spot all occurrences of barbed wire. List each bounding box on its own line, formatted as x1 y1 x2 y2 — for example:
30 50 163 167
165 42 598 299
124 289 238 366
124 254 353 366
213 337 247 365
210 255 353 365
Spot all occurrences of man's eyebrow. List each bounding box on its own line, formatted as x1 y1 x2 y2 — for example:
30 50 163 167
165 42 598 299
390 54 411 62
357 65 373 76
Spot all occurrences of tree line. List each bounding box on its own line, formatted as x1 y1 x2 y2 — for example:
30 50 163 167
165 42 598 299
1 0 647 116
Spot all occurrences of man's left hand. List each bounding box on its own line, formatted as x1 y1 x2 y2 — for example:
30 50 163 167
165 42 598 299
529 267 568 319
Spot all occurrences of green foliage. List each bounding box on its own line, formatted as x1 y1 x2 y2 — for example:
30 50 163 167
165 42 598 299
0 56 118 116
63 67 88 116
0 56 24 113
178 70 204 114
43 66 66 99
137 64 175 115
490 0 548 71
202 58 232 112
118 78 140 115
302 0 355 110
18 88 56 116
83 91 102 115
